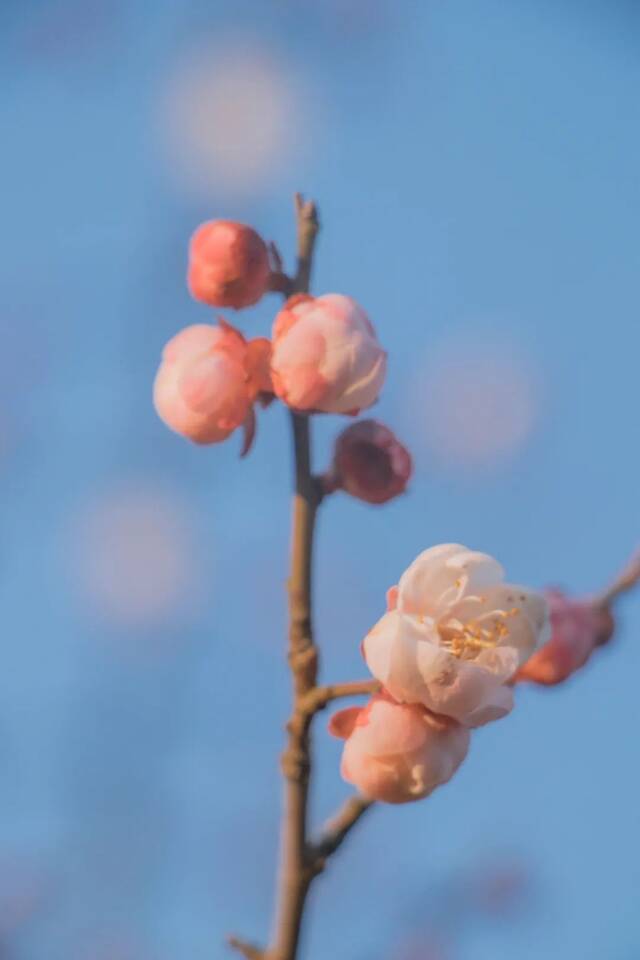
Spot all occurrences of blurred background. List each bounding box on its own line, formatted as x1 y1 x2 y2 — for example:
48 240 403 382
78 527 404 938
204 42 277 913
1 1 639 957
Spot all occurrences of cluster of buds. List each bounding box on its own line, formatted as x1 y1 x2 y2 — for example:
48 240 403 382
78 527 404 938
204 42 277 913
154 217 412 503
330 544 551 803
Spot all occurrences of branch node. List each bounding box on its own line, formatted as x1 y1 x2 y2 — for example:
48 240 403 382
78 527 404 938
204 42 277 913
305 679 380 714
280 742 310 784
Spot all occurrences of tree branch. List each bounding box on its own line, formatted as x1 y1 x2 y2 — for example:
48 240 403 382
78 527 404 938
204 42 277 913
268 195 322 960
301 679 380 714
227 936 265 959
291 193 319 296
234 195 374 960
594 549 640 608
308 794 373 875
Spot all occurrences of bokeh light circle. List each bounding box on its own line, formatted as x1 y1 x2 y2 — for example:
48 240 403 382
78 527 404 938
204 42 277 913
409 334 541 470
162 40 303 198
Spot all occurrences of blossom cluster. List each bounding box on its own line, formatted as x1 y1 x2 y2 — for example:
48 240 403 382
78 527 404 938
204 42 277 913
330 547 621 804
330 544 551 803
153 214 620 810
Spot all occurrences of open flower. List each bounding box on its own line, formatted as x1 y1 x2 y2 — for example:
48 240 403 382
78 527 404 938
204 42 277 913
325 419 412 504
270 294 386 414
362 544 550 727
515 589 614 686
153 320 271 448
329 693 470 804
188 221 271 309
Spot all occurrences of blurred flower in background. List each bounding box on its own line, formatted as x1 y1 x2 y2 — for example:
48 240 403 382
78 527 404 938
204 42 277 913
161 39 307 199
409 334 541 472
385 854 535 960
67 484 204 634
0 856 49 949
282 0 393 41
16 0 124 65
81 934 155 960
392 938 450 960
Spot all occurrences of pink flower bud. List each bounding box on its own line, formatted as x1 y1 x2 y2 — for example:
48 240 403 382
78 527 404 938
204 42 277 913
328 693 470 804
271 294 387 414
515 589 615 686
188 221 271 309
153 320 271 446
326 419 412 504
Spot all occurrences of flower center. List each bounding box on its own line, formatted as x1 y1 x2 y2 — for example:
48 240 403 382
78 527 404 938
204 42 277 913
437 608 519 660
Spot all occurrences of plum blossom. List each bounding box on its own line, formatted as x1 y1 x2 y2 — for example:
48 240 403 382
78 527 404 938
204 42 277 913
188 220 271 308
515 589 614 686
153 320 271 447
329 693 470 804
362 544 550 727
270 293 386 414
325 419 412 504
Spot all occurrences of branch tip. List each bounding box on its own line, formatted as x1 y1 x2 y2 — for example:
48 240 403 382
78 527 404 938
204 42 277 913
595 549 640 608
227 935 265 960
308 794 374 872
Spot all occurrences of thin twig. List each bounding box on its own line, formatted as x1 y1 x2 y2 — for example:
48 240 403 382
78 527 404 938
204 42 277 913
308 794 373 874
594 550 640 608
301 679 380 714
227 935 266 959
268 241 294 297
291 193 319 296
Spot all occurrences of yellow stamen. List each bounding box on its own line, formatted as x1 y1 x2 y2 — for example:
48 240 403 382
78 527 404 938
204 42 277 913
438 608 520 660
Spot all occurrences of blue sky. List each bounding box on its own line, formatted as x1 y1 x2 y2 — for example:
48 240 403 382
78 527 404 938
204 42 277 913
1 1 639 958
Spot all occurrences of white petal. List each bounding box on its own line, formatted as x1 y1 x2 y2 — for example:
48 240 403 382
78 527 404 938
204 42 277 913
413 634 515 726
397 544 466 616
463 684 514 727
446 550 505 596
363 610 515 728
361 611 398 686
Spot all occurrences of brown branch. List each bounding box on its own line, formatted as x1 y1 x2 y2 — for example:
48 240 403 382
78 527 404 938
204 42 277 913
301 679 380 714
594 549 640 608
227 936 265 959
291 193 319 296
268 195 322 960
308 794 373 875
268 241 294 297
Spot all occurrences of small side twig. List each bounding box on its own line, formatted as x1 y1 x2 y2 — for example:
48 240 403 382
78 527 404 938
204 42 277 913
308 794 373 875
594 550 640 608
227 935 266 959
291 193 319 296
301 679 380 714
268 240 294 297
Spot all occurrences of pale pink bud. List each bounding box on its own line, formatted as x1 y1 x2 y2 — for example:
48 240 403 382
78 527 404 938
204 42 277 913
515 589 615 686
326 419 412 504
329 693 469 804
188 221 271 309
153 320 271 447
362 545 550 727
270 293 387 414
